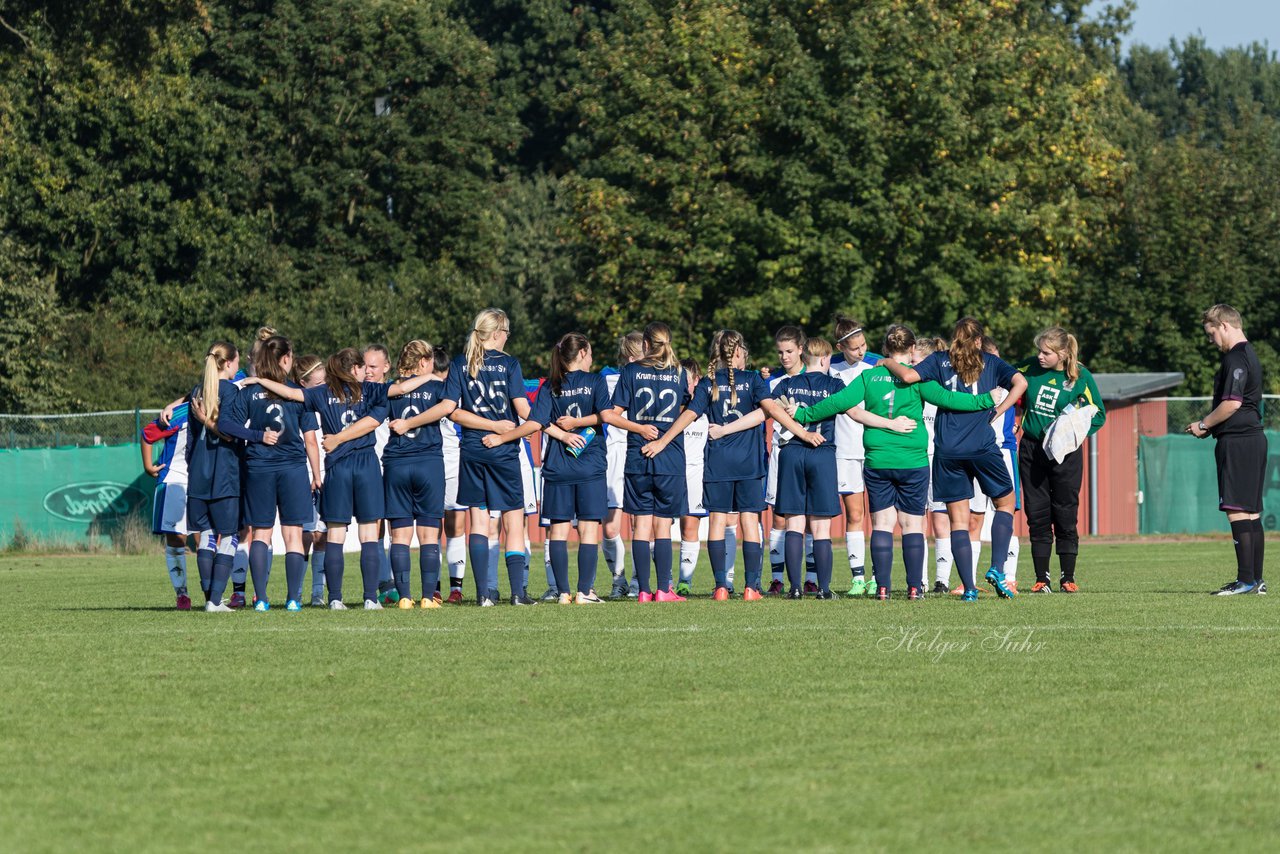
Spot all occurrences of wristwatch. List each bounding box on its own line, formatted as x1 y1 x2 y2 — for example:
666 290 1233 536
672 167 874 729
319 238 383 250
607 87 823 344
1198 420 1208 433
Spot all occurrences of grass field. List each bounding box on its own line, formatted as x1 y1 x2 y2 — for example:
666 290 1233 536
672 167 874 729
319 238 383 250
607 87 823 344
1 541 1278 852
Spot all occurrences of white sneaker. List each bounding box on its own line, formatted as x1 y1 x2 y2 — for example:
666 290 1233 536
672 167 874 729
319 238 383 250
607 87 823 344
328 600 347 610
478 597 495 607
574 591 604 604
205 600 233 613
363 599 383 610
558 592 573 605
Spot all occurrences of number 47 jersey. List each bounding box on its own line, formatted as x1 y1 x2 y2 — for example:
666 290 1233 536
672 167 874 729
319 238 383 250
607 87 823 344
610 362 691 475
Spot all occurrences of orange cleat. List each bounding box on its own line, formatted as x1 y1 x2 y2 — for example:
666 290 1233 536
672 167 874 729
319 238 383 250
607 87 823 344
1031 581 1053 594
713 587 730 601
1060 580 1080 593
743 587 763 601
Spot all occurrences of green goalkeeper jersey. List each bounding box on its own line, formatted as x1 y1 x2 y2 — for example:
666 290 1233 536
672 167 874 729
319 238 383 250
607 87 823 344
1014 361 1106 440
793 363 994 469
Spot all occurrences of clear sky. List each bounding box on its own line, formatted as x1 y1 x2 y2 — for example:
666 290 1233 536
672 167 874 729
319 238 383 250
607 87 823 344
1090 0 1280 51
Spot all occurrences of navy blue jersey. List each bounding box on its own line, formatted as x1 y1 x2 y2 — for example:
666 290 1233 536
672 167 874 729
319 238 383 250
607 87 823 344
237 383 314 471
688 369 770 481
383 377 446 461
915 351 1015 457
770 372 845 449
529 370 612 483
189 380 262 499
610 362 691 475
443 351 526 463
302 381 389 465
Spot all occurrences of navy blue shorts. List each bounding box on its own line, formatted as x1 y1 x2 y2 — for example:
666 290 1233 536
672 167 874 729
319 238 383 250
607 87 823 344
243 465 311 528
320 449 385 524
541 478 607 523
932 447 1013 505
773 446 840 518
188 495 240 536
384 456 445 524
457 454 525 513
703 478 766 514
864 466 930 515
624 472 687 518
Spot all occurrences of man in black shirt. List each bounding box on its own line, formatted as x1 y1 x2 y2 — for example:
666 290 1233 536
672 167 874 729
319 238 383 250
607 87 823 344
1186 304 1267 595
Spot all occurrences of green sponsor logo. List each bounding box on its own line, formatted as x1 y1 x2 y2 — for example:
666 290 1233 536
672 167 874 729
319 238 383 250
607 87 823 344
43 482 147 523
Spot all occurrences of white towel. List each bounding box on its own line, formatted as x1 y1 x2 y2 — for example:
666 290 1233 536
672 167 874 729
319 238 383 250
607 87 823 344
1043 404 1097 463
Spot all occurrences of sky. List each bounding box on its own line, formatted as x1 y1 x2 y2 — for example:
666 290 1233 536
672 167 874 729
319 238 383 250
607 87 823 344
1089 0 1280 51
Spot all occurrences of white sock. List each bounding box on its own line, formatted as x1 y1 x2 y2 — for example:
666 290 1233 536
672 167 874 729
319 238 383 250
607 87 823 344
1006 535 1020 583
231 538 249 585
445 536 466 585
488 536 500 591
165 545 187 592
724 525 738 584
971 539 982 576
679 540 699 583
769 528 785 581
846 530 866 576
805 532 816 584
934 537 953 586
602 535 617 575
543 537 556 587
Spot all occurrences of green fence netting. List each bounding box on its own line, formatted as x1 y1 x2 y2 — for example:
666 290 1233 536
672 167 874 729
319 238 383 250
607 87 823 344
1139 430 1280 534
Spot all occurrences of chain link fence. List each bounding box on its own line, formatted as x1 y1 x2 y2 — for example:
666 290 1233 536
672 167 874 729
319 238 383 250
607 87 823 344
1149 396 1280 434
0 410 161 450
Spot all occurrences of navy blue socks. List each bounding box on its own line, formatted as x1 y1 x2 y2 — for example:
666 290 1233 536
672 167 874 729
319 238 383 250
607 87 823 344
468 534 489 600
249 541 271 602
578 542 599 594
360 542 380 602
549 540 570 594
632 540 652 594
284 551 306 602
903 533 925 591
743 541 763 591
990 510 1014 573
870 529 894 592
951 531 975 591
324 541 344 601
784 531 804 591
708 538 727 589
813 538 833 594
420 543 441 599
390 543 411 600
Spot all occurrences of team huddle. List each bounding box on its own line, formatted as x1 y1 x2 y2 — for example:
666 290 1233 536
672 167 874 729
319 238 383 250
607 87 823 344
143 309 1108 612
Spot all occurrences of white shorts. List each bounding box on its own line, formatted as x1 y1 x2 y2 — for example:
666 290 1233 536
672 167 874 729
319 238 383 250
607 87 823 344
520 447 539 516
686 466 707 517
152 481 189 535
836 457 865 495
606 440 626 510
443 448 465 512
302 493 326 533
765 447 779 506
928 448 1016 513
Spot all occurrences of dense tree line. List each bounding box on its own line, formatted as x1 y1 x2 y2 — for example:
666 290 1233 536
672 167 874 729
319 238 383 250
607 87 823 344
1 0 1277 411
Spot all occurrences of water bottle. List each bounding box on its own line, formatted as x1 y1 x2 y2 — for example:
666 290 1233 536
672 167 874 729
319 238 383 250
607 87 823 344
568 426 597 458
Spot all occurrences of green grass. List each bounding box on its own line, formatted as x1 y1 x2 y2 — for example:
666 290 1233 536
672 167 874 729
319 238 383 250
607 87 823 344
1 542 1278 852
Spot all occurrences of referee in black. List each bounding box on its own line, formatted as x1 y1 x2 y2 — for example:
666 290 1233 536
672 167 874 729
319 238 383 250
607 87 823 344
1185 304 1267 595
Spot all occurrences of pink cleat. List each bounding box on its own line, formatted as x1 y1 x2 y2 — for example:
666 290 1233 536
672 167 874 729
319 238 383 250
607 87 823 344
228 592 246 609
654 589 687 602
176 593 192 611
637 591 655 603
712 587 730 601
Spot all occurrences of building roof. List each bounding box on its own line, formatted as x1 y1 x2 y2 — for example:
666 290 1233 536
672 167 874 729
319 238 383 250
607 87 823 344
1092 372 1185 402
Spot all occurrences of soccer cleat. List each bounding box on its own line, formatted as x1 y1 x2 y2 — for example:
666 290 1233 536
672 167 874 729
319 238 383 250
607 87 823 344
433 590 443 604
378 588 400 606
675 581 692 596
1031 581 1053 594
1256 581 1268 595
608 577 629 600
654 588 687 602
285 599 302 612
364 599 383 610
253 599 270 612
908 586 923 601
1060 580 1080 593
787 587 803 600
176 593 192 611
398 597 415 610
804 580 819 594
204 600 233 613
574 591 604 604
539 588 561 602
510 593 538 606
814 589 834 600
628 578 640 598
1006 581 1019 595
950 585 974 597
846 576 868 597
1212 581 1255 596
932 581 950 595
637 591 654 603
712 587 730 601
228 592 246 609
420 597 441 609
985 568 1015 599
875 586 890 601
309 595 326 608
961 589 979 602
446 589 464 605
329 600 347 610
767 579 786 596
558 592 572 605
478 597 495 607
743 587 763 601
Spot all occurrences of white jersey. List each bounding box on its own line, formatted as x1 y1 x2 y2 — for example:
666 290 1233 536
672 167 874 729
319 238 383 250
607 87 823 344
922 401 937 459
684 413 708 475
605 371 626 450
830 358 873 460
767 370 801 452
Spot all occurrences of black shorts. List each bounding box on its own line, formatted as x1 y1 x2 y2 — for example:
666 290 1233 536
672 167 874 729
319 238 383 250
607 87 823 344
1215 432 1267 514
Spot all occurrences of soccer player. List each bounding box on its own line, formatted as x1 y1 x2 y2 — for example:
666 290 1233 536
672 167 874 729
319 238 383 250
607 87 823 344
360 343 401 606
435 347 468 603
790 325 999 599
142 402 193 609
913 336 955 593
602 332 643 598
604 322 691 601
676 358 708 594
1015 326 1107 594
828 315 876 596
1185 306 1267 595
247 348 389 609
764 326 809 594
879 318 1027 600
292 354 329 606
382 340 454 608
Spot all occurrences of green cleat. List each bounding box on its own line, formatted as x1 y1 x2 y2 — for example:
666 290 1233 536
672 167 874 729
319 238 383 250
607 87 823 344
378 588 401 606
846 576 868 597
675 581 692 597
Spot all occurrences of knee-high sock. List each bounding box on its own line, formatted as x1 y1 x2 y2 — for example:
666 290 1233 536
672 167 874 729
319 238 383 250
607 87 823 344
723 525 737 584
548 540 570 595
990 511 1014 574
468 534 489 600
390 543 412 599
903 533 925 590
196 539 214 596
770 528 786 581
445 536 466 585
310 547 326 598
232 537 249 587
805 532 816 583
679 540 700 584
420 543 441 597
165 545 187 593
544 540 556 588
970 539 982 577
846 530 866 576
933 537 952 585
602 535 619 577
487 536 501 598
708 538 727 589
870 530 894 592
1251 518 1265 583
284 551 306 602
632 540 652 594
505 550 528 599
249 541 271 602
813 538 833 593
378 542 393 591
360 542 381 602
654 538 674 593
324 541 345 601
1005 535 1020 582
577 542 599 594
743 541 764 591
784 531 804 591
952 532 975 591
210 552 234 605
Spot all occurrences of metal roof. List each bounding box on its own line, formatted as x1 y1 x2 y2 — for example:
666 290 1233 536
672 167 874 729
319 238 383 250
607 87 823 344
1092 372 1185 402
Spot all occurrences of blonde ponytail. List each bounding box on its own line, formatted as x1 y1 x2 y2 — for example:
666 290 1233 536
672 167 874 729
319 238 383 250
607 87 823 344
201 341 237 426
640 321 678 371
397 339 434 377
466 308 509 378
1035 326 1081 384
